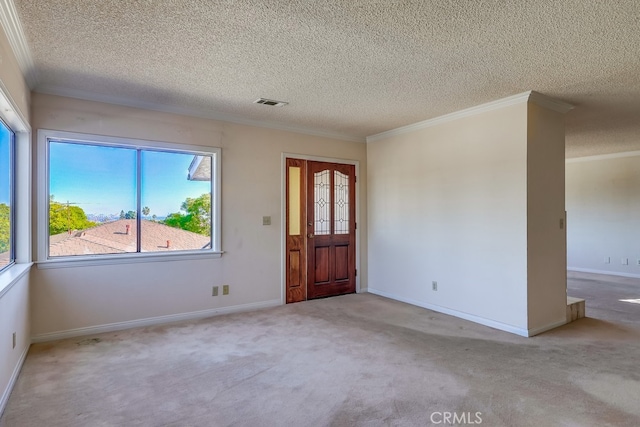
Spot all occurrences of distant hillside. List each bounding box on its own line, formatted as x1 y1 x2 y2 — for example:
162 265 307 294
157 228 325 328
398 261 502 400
86 214 166 222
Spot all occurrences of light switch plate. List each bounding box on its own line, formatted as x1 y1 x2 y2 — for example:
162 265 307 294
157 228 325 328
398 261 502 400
262 216 271 225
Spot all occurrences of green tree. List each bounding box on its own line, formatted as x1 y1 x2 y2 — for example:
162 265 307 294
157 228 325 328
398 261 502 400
0 203 10 253
120 210 126 219
49 200 97 235
124 210 137 219
142 206 150 217
164 193 211 236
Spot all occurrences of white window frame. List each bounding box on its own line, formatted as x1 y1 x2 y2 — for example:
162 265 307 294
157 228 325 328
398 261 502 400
0 117 15 273
37 129 222 268
0 84 32 298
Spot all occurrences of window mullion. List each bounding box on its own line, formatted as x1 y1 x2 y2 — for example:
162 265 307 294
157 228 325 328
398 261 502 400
136 149 142 253
0 119 16 271
10 130 15 265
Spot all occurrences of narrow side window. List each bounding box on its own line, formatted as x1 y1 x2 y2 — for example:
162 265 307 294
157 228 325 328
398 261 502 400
0 119 15 271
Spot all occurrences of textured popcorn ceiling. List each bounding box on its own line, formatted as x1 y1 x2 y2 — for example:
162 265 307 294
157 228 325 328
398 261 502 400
12 0 640 157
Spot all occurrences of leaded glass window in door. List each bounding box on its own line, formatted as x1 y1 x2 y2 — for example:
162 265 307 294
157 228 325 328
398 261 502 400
314 169 330 235
313 168 351 236
334 171 349 234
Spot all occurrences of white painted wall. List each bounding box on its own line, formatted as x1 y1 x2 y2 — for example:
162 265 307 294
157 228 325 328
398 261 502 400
566 153 640 277
526 103 567 330
367 98 568 336
0 24 29 119
30 93 368 339
0 21 31 416
367 103 530 333
0 272 30 415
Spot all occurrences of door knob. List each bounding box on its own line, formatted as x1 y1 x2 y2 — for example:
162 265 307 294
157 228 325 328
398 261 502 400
308 233 314 238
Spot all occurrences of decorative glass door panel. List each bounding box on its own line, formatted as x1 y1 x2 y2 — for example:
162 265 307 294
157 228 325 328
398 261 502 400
313 170 350 235
334 171 349 234
314 169 331 235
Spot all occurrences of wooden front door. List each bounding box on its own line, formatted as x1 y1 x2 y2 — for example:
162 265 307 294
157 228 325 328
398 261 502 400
306 161 356 299
285 159 356 302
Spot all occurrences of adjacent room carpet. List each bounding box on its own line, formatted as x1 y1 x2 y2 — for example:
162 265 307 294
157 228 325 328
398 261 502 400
2 271 639 426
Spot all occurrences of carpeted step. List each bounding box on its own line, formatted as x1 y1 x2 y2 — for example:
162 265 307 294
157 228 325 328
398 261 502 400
566 296 585 323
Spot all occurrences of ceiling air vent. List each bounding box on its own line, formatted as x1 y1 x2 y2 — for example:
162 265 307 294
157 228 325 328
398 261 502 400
254 98 288 107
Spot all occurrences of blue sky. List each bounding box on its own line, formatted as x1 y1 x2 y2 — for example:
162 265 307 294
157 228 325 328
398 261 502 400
0 123 11 205
49 141 211 217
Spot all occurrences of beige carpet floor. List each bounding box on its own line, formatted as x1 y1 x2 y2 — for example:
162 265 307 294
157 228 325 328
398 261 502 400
1 271 640 426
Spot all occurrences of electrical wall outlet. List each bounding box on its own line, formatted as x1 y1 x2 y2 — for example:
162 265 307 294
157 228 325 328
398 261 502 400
12 332 16 349
432 281 438 291
212 286 219 296
604 257 610 264
223 285 230 295
262 216 271 226
636 259 640 266
622 258 629 265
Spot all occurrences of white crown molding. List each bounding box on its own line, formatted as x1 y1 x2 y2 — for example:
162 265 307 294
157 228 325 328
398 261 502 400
366 90 574 143
34 84 367 143
566 150 640 163
366 91 532 143
0 0 38 87
528 90 574 114
0 76 29 132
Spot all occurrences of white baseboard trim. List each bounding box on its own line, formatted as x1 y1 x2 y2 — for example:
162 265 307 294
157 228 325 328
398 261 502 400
367 288 533 337
527 318 568 337
568 267 640 279
0 343 29 418
31 299 282 343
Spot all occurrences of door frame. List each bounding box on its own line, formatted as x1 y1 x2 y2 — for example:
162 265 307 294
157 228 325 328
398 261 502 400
281 153 361 304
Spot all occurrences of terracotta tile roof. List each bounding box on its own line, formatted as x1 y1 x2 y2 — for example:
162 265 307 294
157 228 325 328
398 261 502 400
0 250 10 268
49 219 210 257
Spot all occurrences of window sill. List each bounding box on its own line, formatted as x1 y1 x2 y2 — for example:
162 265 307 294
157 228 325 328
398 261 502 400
0 263 33 299
36 251 224 270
